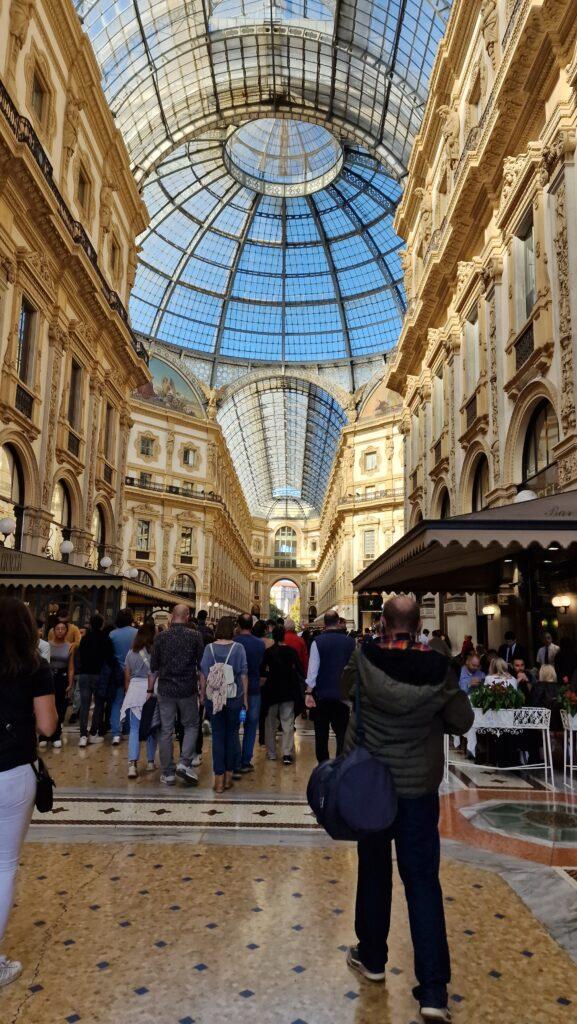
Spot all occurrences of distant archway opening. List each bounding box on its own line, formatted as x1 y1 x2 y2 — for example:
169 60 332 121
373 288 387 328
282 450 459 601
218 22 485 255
270 579 300 622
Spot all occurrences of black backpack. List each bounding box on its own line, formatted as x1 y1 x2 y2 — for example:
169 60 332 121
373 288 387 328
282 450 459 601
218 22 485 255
306 677 397 841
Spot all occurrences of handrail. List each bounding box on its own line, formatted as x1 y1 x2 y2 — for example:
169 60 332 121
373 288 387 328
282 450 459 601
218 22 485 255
0 78 147 363
338 487 404 506
125 475 224 504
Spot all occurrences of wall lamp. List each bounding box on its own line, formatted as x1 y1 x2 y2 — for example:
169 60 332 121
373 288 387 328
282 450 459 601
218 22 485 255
482 603 499 621
552 595 571 615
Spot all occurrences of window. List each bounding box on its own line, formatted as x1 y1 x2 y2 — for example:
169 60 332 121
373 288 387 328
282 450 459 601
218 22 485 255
471 456 490 512
364 451 377 471
432 366 444 439
439 489 451 519
253 581 260 599
464 307 479 396
139 472 152 487
104 403 114 461
310 581 316 599
77 165 89 212
363 529 376 562
110 238 120 277
517 215 535 322
17 298 35 384
365 485 376 499
311 540 317 552
136 519 151 552
522 401 559 481
68 360 82 430
140 437 154 457
274 526 297 567
48 481 71 560
31 72 46 122
0 444 24 550
183 447 195 467
180 526 194 560
136 569 153 585
172 573 196 597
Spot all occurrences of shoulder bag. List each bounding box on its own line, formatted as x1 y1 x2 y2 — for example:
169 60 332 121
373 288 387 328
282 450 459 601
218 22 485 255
306 676 397 841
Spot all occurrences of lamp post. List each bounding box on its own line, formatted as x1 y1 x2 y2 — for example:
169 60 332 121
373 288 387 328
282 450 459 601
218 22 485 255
0 516 16 546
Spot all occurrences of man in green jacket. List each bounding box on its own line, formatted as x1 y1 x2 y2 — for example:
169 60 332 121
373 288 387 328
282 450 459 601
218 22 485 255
341 595 473 1023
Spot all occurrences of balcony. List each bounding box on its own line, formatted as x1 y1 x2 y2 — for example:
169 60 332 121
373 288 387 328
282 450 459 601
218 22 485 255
67 430 80 457
514 321 534 371
0 79 147 363
15 383 33 419
125 476 224 505
338 487 404 507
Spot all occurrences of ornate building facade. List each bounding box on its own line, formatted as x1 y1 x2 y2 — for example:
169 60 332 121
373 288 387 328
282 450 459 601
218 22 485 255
0 0 148 574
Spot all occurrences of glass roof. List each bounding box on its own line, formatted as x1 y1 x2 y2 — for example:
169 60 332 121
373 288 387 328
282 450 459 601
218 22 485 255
217 377 347 517
224 118 343 197
130 132 406 362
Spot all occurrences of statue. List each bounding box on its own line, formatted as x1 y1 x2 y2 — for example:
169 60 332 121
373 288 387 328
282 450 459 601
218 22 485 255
127 243 140 292
99 180 115 237
415 187 433 246
481 0 499 68
438 105 461 166
9 0 33 49
62 92 83 171
400 249 413 301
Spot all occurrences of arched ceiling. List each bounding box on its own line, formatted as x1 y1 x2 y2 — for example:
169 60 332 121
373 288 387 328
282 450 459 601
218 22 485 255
75 0 451 182
217 376 347 517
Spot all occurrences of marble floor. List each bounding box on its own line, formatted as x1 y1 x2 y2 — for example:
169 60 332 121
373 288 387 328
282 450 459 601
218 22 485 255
2 723 577 1024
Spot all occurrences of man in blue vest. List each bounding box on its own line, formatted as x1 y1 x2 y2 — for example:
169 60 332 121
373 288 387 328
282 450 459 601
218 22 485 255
305 610 356 763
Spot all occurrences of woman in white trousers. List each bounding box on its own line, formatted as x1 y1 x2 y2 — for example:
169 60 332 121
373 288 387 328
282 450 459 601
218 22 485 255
0 597 57 988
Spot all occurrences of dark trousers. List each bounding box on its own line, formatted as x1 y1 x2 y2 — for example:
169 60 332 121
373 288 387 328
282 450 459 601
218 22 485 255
40 670 68 742
78 674 104 738
313 698 350 763
355 792 450 1009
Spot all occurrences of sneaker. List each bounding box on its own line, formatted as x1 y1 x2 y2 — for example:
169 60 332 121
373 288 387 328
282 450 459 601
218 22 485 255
202 720 211 736
38 740 48 749
0 956 22 988
232 770 242 780
346 946 385 983
78 736 88 748
160 774 176 786
176 764 198 786
111 735 121 746
146 761 156 773
89 735 104 744
240 764 254 773
52 739 62 749
420 1008 452 1022
282 755 294 766
192 754 202 767
128 762 138 779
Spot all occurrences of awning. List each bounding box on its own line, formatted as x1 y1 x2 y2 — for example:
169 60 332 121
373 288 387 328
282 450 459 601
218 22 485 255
124 579 195 609
353 490 577 595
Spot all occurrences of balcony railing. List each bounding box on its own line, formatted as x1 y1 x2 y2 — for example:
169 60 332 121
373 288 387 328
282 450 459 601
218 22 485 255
253 559 317 571
515 321 534 371
0 79 147 363
465 394 478 430
338 487 404 507
15 383 33 419
103 463 113 484
125 475 224 505
67 430 80 457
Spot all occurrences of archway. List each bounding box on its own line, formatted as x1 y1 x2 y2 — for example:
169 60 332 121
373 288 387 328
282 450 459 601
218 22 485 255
269 578 300 622
0 443 25 549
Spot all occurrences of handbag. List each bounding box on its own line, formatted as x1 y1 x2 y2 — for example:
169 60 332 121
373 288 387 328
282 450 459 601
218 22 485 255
306 676 397 841
31 757 56 813
139 694 160 741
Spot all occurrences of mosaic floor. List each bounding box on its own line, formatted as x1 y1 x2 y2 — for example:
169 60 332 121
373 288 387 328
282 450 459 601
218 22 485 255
2 725 577 1024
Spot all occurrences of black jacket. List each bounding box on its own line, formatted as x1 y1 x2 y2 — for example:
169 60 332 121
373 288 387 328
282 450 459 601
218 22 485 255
341 644 474 798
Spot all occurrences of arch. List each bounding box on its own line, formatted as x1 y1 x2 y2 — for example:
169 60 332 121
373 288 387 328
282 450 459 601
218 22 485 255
93 493 115 547
430 478 451 519
0 442 25 549
0 428 40 509
356 367 403 420
136 568 155 586
503 379 559 488
142 345 208 416
409 503 423 528
521 399 559 484
471 455 490 513
51 468 84 530
216 368 354 421
458 440 491 514
170 572 197 598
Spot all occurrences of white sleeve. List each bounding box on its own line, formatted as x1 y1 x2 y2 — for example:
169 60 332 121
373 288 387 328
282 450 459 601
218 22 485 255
306 641 320 688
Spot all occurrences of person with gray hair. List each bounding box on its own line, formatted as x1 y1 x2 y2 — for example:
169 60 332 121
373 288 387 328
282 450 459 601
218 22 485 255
340 595 473 1023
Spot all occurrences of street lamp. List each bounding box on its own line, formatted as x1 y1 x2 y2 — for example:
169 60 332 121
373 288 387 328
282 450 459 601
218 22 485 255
0 516 16 545
100 555 113 570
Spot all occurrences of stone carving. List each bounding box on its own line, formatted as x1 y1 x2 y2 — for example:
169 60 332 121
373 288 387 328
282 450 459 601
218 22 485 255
487 289 500 484
62 92 83 174
481 0 499 68
499 154 525 215
99 180 116 237
25 250 56 296
207 441 217 481
127 243 141 292
207 390 219 420
400 249 413 304
84 384 102 531
554 180 576 432
415 187 433 245
438 105 461 166
0 254 17 285
41 332 66 508
8 1 33 79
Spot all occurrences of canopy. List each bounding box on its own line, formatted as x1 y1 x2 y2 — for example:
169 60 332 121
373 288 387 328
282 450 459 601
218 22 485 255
353 490 577 595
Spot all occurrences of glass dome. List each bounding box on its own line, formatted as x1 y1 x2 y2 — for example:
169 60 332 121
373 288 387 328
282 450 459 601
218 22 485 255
224 119 343 197
131 129 406 363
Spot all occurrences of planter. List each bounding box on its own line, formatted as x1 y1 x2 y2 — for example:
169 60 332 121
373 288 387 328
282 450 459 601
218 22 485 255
560 711 577 731
474 707 551 735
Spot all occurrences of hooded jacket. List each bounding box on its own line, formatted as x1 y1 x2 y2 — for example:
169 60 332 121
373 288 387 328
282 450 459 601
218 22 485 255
341 642 474 798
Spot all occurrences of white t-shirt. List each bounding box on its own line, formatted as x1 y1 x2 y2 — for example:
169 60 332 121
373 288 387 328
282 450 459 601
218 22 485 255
484 674 518 690
38 638 51 662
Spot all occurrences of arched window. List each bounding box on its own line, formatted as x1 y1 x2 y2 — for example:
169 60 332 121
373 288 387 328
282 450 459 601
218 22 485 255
274 526 297 568
522 400 559 482
88 506 106 570
0 444 25 549
172 573 196 597
136 569 153 585
471 455 490 512
48 481 72 561
439 489 451 519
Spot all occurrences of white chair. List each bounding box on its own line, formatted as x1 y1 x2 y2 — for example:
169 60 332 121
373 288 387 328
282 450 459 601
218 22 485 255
444 707 554 788
561 710 577 790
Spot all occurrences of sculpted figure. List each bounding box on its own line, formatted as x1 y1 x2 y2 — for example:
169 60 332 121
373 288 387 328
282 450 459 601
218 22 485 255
438 105 461 165
481 0 499 67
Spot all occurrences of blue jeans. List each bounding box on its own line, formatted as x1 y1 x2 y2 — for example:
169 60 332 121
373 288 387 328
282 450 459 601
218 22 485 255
128 710 157 763
110 686 124 738
210 699 242 776
355 792 450 1008
241 693 261 768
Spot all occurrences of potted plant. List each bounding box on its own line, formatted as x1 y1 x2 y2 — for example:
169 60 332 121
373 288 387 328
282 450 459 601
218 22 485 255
470 682 525 713
559 686 577 731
